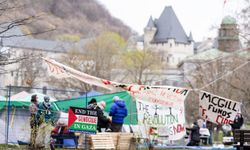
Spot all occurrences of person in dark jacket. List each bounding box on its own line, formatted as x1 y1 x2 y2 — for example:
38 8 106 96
87 98 97 109
96 101 111 132
187 121 200 146
109 96 128 132
230 112 244 130
87 99 111 132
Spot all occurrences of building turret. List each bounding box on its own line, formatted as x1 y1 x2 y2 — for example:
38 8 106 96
144 16 157 47
218 16 240 52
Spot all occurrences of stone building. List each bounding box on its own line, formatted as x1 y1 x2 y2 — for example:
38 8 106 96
138 6 194 69
218 16 240 52
0 26 88 95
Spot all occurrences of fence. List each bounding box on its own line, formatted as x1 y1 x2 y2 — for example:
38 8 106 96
0 85 137 149
0 85 86 147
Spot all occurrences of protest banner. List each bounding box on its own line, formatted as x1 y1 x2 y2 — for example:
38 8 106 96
135 88 188 140
199 91 241 125
68 107 97 134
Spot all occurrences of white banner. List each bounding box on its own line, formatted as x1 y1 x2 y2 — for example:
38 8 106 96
42 57 189 93
43 57 190 140
199 91 241 125
135 88 189 140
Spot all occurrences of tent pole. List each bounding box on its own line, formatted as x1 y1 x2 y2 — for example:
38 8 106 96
6 85 11 145
85 91 88 108
130 94 132 125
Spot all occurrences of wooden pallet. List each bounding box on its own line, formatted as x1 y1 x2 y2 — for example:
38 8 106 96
90 133 115 149
116 133 135 150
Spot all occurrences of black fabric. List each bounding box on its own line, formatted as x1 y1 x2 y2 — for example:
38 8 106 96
231 114 244 130
87 103 110 132
96 106 110 131
187 123 200 146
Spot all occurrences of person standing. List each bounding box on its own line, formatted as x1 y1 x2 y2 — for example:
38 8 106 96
206 120 214 145
87 99 111 132
186 121 200 146
29 94 39 148
36 96 54 149
96 101 111 132
87 98 97 109
109 96 128 132
230 112 244 131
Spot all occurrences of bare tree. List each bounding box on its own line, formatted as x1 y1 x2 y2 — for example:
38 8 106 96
238 0 250 48
183 52 250 122
120 48 162 85
18 52 46 88
48 31 126 92
0 0 55 66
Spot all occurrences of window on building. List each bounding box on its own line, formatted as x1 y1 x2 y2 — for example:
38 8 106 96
172 57 175 63
170 43 172 47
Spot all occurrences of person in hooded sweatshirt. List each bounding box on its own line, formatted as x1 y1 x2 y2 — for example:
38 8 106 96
109 96 128 132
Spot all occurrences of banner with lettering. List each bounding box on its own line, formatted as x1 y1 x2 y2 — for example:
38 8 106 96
199 91 241 125
42 57 188 93
135 88 189 140
68 107 97 134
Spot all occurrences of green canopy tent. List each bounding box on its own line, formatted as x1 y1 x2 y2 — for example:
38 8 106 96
0 92 58 110
0 93 58 144
54 91 138 125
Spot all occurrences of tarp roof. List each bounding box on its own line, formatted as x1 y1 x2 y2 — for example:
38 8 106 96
0 96 6 101
0 93 58 110
10 91 29 100
78 90 103 98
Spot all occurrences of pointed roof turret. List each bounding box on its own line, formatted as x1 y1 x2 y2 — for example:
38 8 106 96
188 32 194 42
146 16 155 28
153 6 189 43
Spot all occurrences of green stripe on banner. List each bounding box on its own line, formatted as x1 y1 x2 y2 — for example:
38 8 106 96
69 122 97 132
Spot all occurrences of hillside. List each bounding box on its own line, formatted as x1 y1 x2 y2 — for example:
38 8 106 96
1 0 133 40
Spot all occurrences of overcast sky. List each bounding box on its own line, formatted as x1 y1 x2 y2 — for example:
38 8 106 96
98 0 244 41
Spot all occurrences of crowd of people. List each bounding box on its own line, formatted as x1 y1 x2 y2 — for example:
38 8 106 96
29 95 128 149
87 96 128 132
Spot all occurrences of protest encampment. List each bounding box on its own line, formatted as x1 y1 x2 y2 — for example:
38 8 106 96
1 1 250 149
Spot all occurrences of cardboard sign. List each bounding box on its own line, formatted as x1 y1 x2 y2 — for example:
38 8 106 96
199 91 241 125
68 107 97 134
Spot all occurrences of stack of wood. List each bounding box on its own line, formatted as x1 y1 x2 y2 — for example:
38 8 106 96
89 132 136 150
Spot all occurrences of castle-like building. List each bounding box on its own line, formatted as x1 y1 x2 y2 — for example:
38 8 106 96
138 6 194 68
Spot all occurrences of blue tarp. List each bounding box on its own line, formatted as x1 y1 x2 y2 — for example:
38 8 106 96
78 90 103 98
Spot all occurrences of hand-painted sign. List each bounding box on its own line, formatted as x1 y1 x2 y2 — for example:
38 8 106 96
68 107 97 134
199 91 241 125
135 88 188 140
